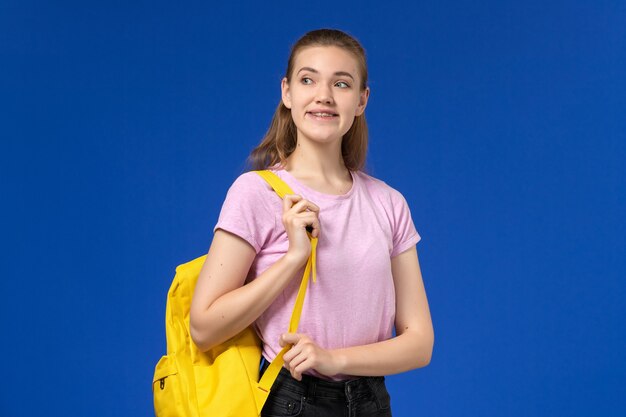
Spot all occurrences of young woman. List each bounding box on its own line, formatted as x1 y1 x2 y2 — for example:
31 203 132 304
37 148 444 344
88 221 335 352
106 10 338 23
189 28 434 416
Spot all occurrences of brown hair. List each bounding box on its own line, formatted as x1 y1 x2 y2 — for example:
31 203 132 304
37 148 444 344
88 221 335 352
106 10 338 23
246 28 369 172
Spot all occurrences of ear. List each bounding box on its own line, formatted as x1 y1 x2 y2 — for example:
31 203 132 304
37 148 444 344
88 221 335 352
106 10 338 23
281 77 292 109
355 86 370 116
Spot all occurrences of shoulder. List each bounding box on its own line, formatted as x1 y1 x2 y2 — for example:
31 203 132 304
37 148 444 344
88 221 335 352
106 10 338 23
225 170 277 199
356 171 421 252
222 170 280 210
215 171 281 253
355 171 409 207
229 170 271 190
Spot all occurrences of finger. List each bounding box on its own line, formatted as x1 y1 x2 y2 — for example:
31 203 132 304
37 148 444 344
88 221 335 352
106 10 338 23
289 350 308 369
293 357 314 380
280 333 299 364
282 350 292 365
299 214 321 237
283 211 320 235
279 333 306 370
282 345 297 365
282 194 303 212
298 200 320 214
283 347 302 375
281 332 301 346
287 352 308 381
295 211 319 227
286 198 320 215
282 336 308 367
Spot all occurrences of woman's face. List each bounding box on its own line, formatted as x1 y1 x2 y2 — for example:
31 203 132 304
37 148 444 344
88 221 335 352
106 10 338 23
281 46 369 146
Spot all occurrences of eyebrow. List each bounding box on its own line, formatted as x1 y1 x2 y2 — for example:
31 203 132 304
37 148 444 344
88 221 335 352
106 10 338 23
296 67 355 81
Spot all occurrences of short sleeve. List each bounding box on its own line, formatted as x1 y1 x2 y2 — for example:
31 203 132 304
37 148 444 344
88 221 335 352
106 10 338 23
213 172 277 254
389 189 421 257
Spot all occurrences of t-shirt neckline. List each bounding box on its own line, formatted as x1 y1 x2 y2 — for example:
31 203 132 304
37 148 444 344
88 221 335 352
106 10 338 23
271 166 358 201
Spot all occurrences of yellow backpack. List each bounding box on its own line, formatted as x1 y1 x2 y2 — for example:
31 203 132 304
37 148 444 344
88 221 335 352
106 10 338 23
152 170 318 417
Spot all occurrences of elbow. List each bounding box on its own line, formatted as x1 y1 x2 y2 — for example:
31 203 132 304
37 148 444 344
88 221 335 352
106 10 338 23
418 348 433 368
411 350 432 369
420 332 435 367
189 324 209 352
189 312 215 352
411 331 434 369
189 321 207 352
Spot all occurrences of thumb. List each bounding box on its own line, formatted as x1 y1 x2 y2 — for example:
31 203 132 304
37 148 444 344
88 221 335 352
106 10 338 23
280 332 299 347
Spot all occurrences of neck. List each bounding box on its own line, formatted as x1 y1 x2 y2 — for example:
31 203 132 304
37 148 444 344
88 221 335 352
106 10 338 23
284 136 350 180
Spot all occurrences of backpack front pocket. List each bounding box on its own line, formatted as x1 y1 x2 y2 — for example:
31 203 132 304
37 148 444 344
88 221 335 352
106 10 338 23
153 355 186 417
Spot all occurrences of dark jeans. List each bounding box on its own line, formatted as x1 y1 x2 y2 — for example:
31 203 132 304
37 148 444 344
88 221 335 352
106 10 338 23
260 359 393 417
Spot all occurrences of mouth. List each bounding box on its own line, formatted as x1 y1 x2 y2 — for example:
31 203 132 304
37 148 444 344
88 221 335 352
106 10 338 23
306 111 339 120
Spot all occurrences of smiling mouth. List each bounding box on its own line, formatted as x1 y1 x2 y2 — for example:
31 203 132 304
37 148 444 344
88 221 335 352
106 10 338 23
307 112 338 119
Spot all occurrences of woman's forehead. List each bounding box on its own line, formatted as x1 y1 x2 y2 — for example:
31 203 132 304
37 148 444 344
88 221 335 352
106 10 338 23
293 46 359 76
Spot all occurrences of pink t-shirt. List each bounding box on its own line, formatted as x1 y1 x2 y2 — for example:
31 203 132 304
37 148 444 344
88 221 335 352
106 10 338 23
213 167 421 379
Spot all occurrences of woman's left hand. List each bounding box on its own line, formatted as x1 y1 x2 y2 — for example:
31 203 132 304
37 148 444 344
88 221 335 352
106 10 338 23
280 333 342 381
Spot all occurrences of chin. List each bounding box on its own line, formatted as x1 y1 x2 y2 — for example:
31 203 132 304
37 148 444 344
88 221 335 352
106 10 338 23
298 128 347 143
302 134 343 144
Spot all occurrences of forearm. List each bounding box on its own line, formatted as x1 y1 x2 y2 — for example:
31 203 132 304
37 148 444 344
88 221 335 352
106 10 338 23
190 253 304 351
333 330 434 377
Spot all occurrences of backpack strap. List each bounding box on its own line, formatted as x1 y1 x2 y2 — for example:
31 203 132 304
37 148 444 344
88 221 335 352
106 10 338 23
255 169 294 199
254 170 317 283
253 169 319 400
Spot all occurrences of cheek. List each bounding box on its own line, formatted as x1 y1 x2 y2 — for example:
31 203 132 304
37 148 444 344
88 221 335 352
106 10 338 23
342 100 360 117
288 92 306 109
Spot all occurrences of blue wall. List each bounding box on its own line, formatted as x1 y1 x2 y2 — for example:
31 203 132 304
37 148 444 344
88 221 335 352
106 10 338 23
1 1 624 416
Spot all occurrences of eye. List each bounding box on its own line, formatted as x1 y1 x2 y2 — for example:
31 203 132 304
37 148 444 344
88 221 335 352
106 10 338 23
335 81 350 88
301 77 313 85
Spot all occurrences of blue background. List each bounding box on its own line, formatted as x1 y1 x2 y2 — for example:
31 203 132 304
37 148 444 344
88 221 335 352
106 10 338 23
1 1 624 416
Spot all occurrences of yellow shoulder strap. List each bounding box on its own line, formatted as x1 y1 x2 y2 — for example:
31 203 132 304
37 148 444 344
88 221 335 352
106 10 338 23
252 170 318 400
255 169 294 199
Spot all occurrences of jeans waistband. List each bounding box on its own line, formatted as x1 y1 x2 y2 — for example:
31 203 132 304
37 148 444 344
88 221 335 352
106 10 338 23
261 358 386 401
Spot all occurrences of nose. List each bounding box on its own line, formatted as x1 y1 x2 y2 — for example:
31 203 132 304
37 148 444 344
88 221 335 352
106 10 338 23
315 83 334 104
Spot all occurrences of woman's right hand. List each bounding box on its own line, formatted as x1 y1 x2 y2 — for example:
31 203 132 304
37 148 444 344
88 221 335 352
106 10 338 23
282 194 320 265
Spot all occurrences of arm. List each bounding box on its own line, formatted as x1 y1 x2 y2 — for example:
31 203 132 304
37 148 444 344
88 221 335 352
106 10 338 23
281 245 434 379
189 229 305 351
189 194 321 352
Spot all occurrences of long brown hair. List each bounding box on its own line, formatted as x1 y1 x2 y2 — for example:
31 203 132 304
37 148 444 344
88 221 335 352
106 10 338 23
246 28 369 172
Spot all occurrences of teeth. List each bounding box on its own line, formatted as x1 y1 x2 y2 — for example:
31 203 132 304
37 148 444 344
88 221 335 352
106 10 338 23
311 112 335 117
